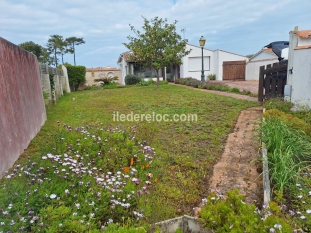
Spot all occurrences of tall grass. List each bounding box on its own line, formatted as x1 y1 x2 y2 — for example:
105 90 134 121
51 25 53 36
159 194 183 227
261 118 311 193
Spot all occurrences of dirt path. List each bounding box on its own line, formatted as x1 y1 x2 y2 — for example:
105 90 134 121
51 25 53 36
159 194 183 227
172 83 263 209
208 106 263 205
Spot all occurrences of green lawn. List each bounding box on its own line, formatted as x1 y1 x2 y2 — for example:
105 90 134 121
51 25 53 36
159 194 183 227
0 84 258 232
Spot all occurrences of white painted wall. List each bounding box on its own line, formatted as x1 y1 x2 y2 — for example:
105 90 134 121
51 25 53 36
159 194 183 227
117 58 127 85
288 48 311 108
180 44 214 80
251 51 277 61
245 58 278 80
287 29 311 108
180 44 248 80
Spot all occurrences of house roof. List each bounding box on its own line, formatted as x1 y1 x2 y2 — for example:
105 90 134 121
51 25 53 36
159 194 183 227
296 30 311 38
86 66 120 72
250 47 278 60
262 48 274 54
186 43 248 58
117 51 133 63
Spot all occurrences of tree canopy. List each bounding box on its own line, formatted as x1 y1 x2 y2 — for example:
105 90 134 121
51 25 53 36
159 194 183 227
46 35 64 67
19 41 53 65
123 16 191 87
66 37 85 66
19 35 85 67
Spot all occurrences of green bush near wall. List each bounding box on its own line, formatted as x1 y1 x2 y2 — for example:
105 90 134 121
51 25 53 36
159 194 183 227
125 74 141 85
65 63 86 91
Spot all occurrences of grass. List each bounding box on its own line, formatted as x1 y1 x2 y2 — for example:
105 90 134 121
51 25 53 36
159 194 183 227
261 99 311 231
0 84 258 232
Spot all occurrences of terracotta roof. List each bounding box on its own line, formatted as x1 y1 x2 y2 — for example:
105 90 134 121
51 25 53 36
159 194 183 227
296 30 311 38
262 47 274 54
86 66 120 72
294 45 311 50
122 52 133 62
117 51 134 63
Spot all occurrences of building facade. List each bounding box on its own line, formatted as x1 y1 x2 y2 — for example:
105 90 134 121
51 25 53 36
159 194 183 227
85 67 121 85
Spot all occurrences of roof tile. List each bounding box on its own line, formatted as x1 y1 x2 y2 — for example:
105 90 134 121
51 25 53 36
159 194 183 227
296 30 311 38
86 66 120 72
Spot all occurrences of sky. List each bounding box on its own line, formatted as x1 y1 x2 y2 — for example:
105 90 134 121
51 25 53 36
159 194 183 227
1 0 310 68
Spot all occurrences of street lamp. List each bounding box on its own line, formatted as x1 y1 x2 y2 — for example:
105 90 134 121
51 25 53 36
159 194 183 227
199 36 206 82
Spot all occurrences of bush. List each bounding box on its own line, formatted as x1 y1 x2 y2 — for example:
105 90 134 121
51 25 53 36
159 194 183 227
199 190 293 232
64 63 86 91
125 74 141 85
175 77 202 88
207 73 216 80
230 87 240 93
263 98 293 113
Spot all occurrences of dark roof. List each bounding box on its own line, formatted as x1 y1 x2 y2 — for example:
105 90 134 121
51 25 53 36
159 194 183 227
265 41 289 61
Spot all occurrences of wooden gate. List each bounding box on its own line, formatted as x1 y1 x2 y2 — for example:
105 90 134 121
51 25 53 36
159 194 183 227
258 60 288 102
222 60 246 80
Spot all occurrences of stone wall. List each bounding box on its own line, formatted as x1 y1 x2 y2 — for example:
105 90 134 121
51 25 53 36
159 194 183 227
85 67 122 86
39 63 70 103
0 37 47 178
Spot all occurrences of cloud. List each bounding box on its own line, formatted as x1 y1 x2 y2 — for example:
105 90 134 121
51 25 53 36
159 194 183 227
1 0 310 67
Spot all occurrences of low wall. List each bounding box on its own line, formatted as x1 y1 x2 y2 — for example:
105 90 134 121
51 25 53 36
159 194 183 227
40 63 70 103
0 37 47 177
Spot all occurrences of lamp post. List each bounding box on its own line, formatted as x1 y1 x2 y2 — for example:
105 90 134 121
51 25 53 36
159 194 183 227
199 36 206 82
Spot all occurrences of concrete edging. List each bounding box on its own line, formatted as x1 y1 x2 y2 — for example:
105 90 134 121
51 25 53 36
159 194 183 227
150 215 210 233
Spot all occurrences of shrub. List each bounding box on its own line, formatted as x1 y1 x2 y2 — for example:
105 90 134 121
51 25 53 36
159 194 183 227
207 73 216 80
264 109 311 136
230 87 241 93
175 77 202 88
125 74 141 85
94 76 118 85
64 63 86 91
263 98 293 113
199 190 293 232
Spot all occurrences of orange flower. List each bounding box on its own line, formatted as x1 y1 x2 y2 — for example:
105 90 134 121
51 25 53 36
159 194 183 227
130 158 134 166
142 166 145 169
154 178 158 183
145 164 150 168
123 167 130 173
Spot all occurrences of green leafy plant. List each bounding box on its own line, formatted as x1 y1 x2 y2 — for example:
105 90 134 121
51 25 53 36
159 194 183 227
123 16 191 88
207 73 216 80
125 74 141 85
199 190 293 232
261 117 311 193
263 98 293 113
64 63 86 91
95 76 118 85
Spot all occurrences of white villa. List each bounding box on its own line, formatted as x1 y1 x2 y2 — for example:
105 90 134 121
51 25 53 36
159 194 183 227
117 43 248 84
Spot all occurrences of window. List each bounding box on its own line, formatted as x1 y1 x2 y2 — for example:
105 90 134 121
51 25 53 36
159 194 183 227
91 72 94 77
188 56 210 72
107 72 114 78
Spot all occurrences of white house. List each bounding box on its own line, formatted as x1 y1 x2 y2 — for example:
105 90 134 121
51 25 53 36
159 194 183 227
180 44 248 81
245 47 279 80
117 51 164 84
118 44 248 83
286 27 311 108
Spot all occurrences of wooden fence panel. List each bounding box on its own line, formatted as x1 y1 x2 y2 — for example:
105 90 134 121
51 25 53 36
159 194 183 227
258 60 288 102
